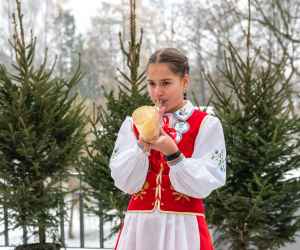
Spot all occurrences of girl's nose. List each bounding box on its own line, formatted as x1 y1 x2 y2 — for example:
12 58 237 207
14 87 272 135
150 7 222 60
154 86 163 97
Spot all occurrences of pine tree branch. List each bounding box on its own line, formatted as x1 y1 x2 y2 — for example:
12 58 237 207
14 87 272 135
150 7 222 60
115 77 131 92
38 94 45 122
16 1 29 87
250 47 261 70
137 28 143 56
246 0 251 71
245 173 265 221
45 55 57 82
26 30 36 66
228 43 247 81
267 236 277 250
118 32 129 58
202 69 226 106
216 189 232 211
192 92 200 110
139 83 148 91
116 68 132 85
136 75 146 87
36 48 48 81
136 71 145 83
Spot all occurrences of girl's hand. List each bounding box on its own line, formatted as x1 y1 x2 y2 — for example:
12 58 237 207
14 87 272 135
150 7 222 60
156 106 165 125
139 126 178 156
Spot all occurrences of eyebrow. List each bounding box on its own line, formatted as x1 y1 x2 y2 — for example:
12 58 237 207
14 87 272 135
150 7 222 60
147 78 173 82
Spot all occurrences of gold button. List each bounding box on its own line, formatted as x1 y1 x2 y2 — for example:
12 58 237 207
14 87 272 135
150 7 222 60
161 203 164 205
152 202 154 205
162 189 165 191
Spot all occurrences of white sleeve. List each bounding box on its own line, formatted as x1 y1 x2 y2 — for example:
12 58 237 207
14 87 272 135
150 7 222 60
109 117 149 194
169 116 226 198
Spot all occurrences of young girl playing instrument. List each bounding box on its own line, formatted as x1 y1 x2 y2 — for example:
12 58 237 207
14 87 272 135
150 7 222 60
110 48 226 250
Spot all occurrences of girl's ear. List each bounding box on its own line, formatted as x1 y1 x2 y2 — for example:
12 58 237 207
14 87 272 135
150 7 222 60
183 74 189 89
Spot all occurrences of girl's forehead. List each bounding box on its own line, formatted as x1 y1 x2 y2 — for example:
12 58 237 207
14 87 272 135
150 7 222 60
146 63 177 79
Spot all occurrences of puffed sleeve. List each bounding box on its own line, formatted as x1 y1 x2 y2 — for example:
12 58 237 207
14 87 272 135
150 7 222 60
169 115 226 198
109 117 149 194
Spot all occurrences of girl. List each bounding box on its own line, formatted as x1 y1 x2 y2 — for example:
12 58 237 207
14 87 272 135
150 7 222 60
110 48 226 250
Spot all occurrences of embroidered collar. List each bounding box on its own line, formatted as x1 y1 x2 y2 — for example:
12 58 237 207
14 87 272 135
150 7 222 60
173 100 195 121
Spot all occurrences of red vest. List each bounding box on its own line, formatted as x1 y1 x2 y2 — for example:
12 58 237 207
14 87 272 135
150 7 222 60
128 109 209 216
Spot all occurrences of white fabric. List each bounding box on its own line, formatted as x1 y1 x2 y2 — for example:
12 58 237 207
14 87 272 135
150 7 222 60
109 100 226 250
117 207 200 250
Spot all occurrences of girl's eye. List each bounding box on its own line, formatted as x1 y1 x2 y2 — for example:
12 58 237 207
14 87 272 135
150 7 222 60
148 82 155 86
163 82 170 85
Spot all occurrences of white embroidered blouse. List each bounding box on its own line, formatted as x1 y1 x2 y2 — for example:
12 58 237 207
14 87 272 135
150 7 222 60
109 100 226 250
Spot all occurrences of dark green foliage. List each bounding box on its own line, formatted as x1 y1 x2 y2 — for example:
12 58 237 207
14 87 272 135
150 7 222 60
75 0 152 240
201 1 300 249
0 1 87 245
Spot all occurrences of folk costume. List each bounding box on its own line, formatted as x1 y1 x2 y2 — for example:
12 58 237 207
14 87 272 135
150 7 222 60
110 100 226 250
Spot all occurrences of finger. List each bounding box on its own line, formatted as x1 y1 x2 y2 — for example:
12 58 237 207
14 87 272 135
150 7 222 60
155 106 160 119
138 137 145 144
160 126 167 136
158 107 165 118
139 138 148 147
148 138 161 146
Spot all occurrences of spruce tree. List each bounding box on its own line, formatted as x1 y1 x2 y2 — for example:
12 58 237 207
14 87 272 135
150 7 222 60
0 1 87 247
202 1 300 249
75 0 152 240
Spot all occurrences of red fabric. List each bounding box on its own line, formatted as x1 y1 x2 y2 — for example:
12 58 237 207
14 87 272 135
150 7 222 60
197 216 214 250
128 109 209 215
177 109 208 158
153 115 178 165
115 220 124 250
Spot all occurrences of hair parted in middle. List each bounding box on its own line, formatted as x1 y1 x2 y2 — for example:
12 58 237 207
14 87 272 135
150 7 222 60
146 48 190 78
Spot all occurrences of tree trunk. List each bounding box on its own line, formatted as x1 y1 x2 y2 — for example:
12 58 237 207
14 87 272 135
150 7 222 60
37 182 46 244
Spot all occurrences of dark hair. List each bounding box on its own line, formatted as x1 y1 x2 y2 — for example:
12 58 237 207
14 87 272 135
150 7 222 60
146 48 190 78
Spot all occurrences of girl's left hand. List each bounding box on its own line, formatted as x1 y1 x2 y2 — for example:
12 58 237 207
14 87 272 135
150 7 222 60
139 127 178 156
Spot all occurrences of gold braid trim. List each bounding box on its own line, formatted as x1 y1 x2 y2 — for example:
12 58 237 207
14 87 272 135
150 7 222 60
198 115 210 133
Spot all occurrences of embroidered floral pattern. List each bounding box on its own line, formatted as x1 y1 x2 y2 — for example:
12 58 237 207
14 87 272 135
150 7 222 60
173 101 195 121
111 148 120 161
134 182 149 200
171 184 190 202
179 108 189 116
173 121 190 143
211 149 226 172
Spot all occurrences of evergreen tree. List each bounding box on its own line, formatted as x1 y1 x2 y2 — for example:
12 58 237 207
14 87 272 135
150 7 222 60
75 0 152 240
0 1 87 247
201 1 300 249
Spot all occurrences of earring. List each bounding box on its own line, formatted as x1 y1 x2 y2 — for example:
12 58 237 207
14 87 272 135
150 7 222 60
183 88 187 100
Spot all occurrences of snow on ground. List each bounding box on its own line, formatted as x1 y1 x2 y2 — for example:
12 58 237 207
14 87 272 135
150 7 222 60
0 207 117 249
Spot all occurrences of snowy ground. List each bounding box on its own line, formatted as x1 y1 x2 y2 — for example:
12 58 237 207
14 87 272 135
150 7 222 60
0 207 117 249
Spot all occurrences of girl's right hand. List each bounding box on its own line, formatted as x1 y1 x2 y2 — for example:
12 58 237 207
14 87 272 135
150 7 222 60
156 106 165 124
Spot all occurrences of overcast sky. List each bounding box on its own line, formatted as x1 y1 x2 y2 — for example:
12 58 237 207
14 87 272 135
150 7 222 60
62 0 181 35
63 0 104 35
